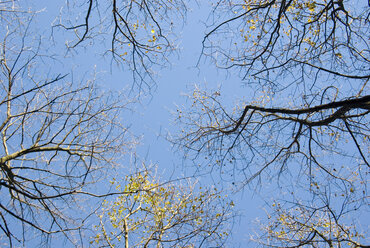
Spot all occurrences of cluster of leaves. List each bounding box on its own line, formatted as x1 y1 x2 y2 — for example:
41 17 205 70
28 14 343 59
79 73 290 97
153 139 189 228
93 171 233 247
256 201 366 247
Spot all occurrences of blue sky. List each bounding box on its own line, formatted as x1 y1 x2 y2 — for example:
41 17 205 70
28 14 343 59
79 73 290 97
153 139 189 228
24 1 265 246
115 3 265 245
3 0 368 247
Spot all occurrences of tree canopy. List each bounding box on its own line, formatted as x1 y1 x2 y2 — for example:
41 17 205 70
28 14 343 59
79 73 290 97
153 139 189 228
0 9 135 245
0 0 369 247
174 0 369 246
93 170 232 248
55 0 187 91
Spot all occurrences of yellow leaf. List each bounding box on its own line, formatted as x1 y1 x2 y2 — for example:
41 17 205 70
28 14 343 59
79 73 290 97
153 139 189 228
335 53 343 58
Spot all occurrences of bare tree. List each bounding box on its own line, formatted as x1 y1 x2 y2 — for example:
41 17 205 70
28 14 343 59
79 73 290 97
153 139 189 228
200 0 369 81
0 11 135 246
174 0 369 189
93 168 234 248
174 86 368 185
172 0 369 244
54 0 187 91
